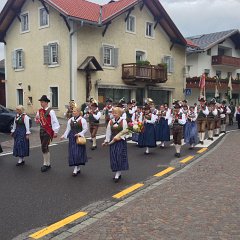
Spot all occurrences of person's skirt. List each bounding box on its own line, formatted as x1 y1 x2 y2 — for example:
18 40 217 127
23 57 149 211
68 131 87 166
143 123 156 148
110 139 129 172
13 126 29 157
184 121 198 145
155 118 170 142
131 132 139 142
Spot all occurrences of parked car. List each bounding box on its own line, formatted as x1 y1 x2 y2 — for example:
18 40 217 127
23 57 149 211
0 105 16 132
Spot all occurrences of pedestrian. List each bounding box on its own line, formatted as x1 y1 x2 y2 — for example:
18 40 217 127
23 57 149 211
207 99 218 141
236 105 240 129
85 100 101 150
0 143 3 153
228 101 235 125
219 100 231 133
61 107 88 176
171 102 186 157
102 107 129 182
35 95 60 172
184 105 198 149
102 98 113 126
11 105 31 166
196 97 209 144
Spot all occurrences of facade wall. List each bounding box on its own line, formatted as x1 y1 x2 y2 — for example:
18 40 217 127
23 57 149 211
5 0 70 115
4 1 186 115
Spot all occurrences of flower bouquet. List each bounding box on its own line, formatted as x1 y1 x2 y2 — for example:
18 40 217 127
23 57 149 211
131 121 144 142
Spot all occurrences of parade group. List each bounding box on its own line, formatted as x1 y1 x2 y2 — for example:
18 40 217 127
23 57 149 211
4 94 240 182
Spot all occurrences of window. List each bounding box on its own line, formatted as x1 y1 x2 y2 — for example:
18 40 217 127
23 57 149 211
126 15 135 33
146 22 154 37
163 56 174 73
207 49 211 56
218 48 225 56
136 51 146 62
98 88 130 103
43 42 59 65
39 7 49 27
102 45 119 67
12 49 24 69
50 87 58 108
216 70 221 79
17 89 23 105
21 12 29 32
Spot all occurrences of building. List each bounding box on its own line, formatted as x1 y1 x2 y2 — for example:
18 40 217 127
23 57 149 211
0 0 186 116
185 29 240 105
0 59 6 106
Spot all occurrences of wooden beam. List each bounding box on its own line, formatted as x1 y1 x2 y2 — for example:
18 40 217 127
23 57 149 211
124 7 134 22
39 0 49 14
60 14 70 32
154 16 163 29
102 22 111 37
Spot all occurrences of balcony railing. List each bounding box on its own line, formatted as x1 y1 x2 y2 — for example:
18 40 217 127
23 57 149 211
212 55 240 68
122 63 167 84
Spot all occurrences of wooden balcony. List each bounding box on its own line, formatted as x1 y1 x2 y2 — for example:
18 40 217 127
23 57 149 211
122 63 167 84
212 55 240 68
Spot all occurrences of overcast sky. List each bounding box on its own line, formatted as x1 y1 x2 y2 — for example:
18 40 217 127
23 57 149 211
0 0 240 60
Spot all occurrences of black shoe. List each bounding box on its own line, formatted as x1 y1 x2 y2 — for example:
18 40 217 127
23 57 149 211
91 146 97 150
189 147 193 150
174 153 178 157
16 161 25 166
210 138 214 141
41 165 51 172
199 141 204 145
207 137 211 140
144 152 150 155
113 175 121 183
175 153 180 158
214 134 219 137
72 172 78 177
160 146 164 149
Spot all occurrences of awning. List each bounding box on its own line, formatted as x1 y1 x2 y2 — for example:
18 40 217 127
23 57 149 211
78 56 103 71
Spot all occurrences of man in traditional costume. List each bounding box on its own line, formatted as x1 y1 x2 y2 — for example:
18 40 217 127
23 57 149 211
35 95 60 172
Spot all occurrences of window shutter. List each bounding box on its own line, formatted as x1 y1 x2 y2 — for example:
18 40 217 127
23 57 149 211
100 46 104 66
113 48 119 67
21 50 25 68
12 50 17 69
43 45 49 65
170 57 174 73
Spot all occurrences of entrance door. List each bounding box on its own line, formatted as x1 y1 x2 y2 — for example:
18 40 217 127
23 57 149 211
136 88 144 106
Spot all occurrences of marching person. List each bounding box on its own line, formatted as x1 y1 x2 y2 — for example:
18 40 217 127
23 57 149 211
64 100 77 119
102 98 113 126
171 102 186 157
196 97 209 144
61 107 88 176
85 101 101 150
207 99 218 141
214 103 221 137
138 104 157 154
219 100 231 133
184 105 198 149
102 107 129 182
11 105 31 166
155 104 170 148
35 95 60 172
236 105 240 129
228 101 235 125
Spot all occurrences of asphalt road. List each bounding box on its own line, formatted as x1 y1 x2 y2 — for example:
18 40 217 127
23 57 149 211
0 127 234 240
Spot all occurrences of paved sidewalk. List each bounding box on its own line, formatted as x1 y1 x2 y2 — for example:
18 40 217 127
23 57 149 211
66 131 240 240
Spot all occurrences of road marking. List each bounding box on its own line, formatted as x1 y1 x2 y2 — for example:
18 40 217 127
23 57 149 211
29 211 87 239
112 183 144 199
154 167 175 177
180 155 194 164
197 148 208 153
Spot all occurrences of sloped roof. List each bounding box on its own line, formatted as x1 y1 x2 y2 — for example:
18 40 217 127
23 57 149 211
0 0 186 46
186 29 240 51
78 56 103 71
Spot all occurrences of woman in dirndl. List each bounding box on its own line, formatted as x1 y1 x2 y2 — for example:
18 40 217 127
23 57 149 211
155 104 171 148
11 105 31 166
138 104 157 154
103 107 129 182
184 106 198 149
61 107 88 176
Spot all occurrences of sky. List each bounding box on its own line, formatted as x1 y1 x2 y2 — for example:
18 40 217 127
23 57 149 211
0 0 240 60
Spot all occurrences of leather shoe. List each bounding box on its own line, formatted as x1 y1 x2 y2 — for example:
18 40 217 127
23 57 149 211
113 175 121 183
16 161 25 166
144 152 150 155
41 165 51 172
91 146 97 150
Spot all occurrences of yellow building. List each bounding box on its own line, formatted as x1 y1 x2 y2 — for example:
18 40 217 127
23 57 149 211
0 0 186 116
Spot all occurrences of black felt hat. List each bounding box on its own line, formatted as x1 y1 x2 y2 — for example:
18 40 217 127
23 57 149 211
38 95 50 102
